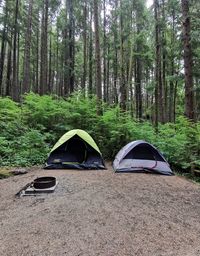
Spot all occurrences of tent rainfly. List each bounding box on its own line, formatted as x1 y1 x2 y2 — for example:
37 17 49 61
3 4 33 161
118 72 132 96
44 129 105 170
113 140 173 175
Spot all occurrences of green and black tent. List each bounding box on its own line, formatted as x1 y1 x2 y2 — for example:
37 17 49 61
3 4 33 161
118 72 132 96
44 129 105 170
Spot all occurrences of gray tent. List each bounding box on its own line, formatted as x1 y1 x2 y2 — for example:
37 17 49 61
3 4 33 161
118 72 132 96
113 140 173 175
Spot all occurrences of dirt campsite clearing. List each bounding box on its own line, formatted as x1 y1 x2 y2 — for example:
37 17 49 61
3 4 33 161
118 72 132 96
0 164 200 256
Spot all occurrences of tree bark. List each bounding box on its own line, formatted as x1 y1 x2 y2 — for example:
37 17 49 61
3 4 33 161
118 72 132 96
40 0 48 95
35 10 40 93
181 0 195 120
161 0 166 122
135 8 143 120
103 0 107 102
48 31 52 93
0 1 8 95
154 0 164 125
22 0 33 94
113 0 118 104
66 0 75 94
93 0 102 114
119 0 126 111
88 5 93 95
81 0 87 93
12 0 20 101
169 7 175 122
6 42 12 96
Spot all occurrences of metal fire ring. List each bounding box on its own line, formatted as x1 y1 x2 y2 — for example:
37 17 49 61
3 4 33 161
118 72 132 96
33 176 56 189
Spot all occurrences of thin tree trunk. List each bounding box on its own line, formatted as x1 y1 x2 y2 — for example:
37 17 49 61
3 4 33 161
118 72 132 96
88 5 93 96
93 0 102 114
35 12 39 93
106 42 110 103
82 0 87 93
169 8 175 122
32 6 40 93
22 0 33 94
66 0 75 94
135 11 142 120
161 0 166 122
6 40 12 96
0 28 7 95
63 21 69 96
0 1 8 95
48 30 52 92
17 30 20 95
113 0 118 104
181 0 195 120
40 0 48 95
55 25 59 94
173 80 178 122
154 0 164 126
119 0 126 111
127 38 134 107
103 0 107 102
12 0 20 101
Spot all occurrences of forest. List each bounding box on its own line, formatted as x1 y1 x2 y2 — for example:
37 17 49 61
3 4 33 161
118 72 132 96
0 0 199 174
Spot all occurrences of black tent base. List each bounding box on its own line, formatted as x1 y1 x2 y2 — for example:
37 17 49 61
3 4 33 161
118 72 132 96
44 162 106 170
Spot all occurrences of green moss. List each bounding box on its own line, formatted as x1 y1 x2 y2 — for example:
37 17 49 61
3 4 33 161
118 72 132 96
0 169 13 179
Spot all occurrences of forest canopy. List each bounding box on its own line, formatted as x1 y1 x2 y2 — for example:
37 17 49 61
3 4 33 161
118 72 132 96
0 0 199 119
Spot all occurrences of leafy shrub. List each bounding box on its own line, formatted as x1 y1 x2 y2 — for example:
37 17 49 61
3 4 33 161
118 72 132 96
0 129 48 167
0 93 199 171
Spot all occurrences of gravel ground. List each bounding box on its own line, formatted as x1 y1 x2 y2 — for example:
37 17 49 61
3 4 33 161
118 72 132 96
0 163 200 256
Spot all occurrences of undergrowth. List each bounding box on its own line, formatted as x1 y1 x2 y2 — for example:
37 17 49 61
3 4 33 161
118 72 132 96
0 92 199 172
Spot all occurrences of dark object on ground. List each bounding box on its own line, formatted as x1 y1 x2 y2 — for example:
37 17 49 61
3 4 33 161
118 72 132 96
33 176 56 189
194 169 200 177
113 140 173 175
44 129 105 170
15 182 33 197
11 168 28 175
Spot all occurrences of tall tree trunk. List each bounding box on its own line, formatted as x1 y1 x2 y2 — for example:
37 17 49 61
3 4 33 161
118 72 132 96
81 0 87 93
196 78 200 120
17 30 20 95
0 28 7 95
40 0 48 95
135 9 143 119
55 25 60 95
66 0 75 94
154 0 164 125
6 42 12 96
48 30 52 92
113 0 118 104
93 0 102 114
88 6 93 95
106 42 110 102
35 10 40 93
103 0 107 102
128 39 134 116
12 0 20 101
169 8 175 122
0 1 8 95
135 55 142 119
119 0 126 111
161 0 166 122
181 0 195 120
63 22 69 96
22 0 33 94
